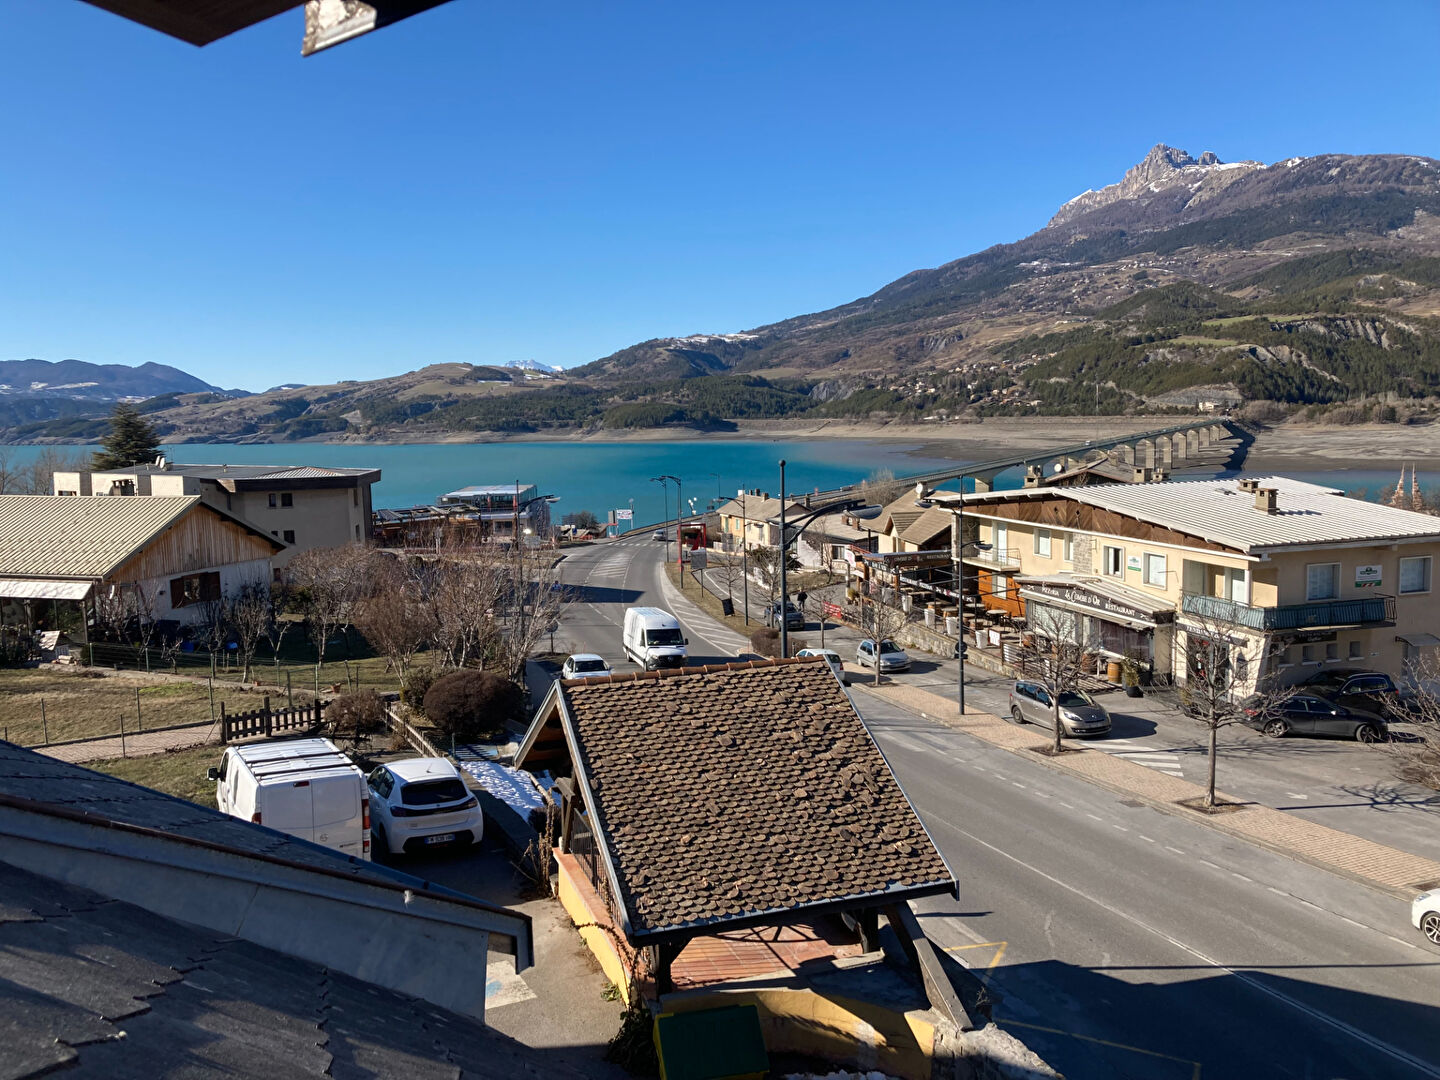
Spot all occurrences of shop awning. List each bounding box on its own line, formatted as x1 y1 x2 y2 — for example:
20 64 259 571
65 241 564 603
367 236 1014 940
0 579 94 601
1016 574 1173 631
1397 632 1440 648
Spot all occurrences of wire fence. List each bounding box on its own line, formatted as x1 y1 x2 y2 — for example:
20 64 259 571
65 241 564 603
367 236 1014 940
81 639 404 697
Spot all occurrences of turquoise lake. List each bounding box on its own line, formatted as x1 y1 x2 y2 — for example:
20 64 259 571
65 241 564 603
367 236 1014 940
2 440 1428 524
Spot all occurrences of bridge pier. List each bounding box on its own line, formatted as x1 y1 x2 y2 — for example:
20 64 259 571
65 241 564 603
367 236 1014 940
1136 439 1155 469
1157 439 1173 470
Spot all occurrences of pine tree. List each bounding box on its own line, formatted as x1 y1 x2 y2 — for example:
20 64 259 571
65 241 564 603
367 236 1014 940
92 403 162 470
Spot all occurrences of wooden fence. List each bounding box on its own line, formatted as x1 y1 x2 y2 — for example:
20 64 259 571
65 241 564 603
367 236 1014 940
220 697 326 743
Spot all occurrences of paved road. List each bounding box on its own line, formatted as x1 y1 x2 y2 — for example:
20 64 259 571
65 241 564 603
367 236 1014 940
552 536 1440 1080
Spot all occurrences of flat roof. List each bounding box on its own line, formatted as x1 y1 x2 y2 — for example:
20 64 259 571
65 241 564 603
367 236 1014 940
938 475 1440 554
441 484 538 497
94 463 380 482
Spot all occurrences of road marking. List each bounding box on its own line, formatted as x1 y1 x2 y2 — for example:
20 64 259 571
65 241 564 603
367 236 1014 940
1093 738 1187 777
1139 835 1155 843
943 940 1009 981
1286 792 1308 799
1086 813 1103 822
928 816 1440 1079
1112 824 1129 832
996 1019 1203 1080
1164 846 1185 855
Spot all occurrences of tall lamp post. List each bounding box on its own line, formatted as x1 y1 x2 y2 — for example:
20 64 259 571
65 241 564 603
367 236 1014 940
651 474 684 589
920 478 988 716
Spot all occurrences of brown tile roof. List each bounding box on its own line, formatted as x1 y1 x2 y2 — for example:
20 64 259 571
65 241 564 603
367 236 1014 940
897 505 952 548
524 658 954 944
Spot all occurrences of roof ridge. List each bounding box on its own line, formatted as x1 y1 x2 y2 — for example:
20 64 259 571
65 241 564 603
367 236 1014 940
560 655 821 688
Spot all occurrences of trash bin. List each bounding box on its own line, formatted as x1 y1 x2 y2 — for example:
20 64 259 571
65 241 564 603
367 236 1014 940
1106 660 1122 683
721 598 734 617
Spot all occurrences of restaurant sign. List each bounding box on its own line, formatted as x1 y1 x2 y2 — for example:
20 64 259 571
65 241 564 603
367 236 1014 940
1354 564 1383 588
1020 579 1171 625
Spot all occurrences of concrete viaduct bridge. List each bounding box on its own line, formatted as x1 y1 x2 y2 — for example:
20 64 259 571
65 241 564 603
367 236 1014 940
806 418 1247 503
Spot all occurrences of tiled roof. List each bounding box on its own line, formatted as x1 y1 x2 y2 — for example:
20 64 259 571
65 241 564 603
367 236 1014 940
117 463 379 480
715 496 810 524
0 496 198 578
898 506 952 547
526 659 954 943
0 859 582 1080
947 475 1440 553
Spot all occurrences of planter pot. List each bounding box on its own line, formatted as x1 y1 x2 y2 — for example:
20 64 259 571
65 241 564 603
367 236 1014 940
1126 685 1143 698
945 616 959 636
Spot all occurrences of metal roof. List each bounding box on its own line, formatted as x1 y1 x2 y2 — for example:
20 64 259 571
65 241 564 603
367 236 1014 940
107 463 379 481
939 475 1440 554
0 579 94 601
0 496 200 579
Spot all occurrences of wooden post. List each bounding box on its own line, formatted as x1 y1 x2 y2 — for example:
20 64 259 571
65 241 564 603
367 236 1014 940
286 670 293 708
41 700 48 745
136 685 143 732
220 702 228 744
264 696 272 737
144 646 150 673
856 908 881 953
119 711 126 757
209 675 216 721
654 940 684 996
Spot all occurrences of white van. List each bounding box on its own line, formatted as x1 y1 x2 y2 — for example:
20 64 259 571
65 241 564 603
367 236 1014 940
209 738 370 861
623 606 688 670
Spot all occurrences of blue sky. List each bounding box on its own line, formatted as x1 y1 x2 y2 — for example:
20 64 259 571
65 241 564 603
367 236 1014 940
2 1 1437 391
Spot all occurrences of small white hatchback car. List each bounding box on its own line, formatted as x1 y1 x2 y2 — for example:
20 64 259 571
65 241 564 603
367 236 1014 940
1415 890 1440 947
562 653 613 679
367 758 483 857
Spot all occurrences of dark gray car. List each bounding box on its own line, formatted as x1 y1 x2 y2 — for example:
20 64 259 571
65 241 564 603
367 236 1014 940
1009 680 1112 737
1241 693 1388 742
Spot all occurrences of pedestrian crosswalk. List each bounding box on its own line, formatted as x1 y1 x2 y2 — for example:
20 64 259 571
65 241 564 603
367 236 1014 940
584 550 632 582
1093 737 1187 778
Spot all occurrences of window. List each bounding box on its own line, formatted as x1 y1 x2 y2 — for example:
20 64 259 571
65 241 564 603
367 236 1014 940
1144 553 1167 588
1306 563 1340 601
57 489 77 496
1102 546 1123 576
268 493 277 508
1399 556 1432 594
283 529 296 544
993 574 1009 599
1348 640 1363 660
1224 567 1246 603
1062 534 1074 563
1325 642 1339 661
280 492 294 508
170 571 221 608
1280 646 1293 665
1301 644 1316 663
1034 529 1052 558
352 489 359 507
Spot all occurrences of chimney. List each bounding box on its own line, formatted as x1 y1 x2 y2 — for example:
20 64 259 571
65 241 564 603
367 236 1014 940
1131 467 1153 483
1237 478 1260 494
1255 487 1278 513
1153 469 1169 482
1023 465 1043 488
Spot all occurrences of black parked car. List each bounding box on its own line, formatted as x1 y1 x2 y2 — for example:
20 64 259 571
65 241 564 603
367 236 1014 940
1241 693 1389 743
766 600 805 631
1296 668 1401 718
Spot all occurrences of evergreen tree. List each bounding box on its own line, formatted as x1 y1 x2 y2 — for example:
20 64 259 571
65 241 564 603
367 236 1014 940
92 403 162 469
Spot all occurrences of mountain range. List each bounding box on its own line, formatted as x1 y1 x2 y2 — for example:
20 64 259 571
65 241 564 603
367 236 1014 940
8 144 1440 443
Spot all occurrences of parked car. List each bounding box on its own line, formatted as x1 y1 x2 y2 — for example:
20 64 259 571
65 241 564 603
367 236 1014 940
766 600 805 631
797 647 848 684
1297 668 1402 717
561 653 613 679
1241 693 1389 742
367 758 484 857
651 529 667 541
210 738 369 860
856 638 910 673
1008 680 1112 737
1415 889 1440 946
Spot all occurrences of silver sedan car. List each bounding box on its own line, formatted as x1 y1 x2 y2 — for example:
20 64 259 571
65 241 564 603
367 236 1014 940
1009 680 1112 737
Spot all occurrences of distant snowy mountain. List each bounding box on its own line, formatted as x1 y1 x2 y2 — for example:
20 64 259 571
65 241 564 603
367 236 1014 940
0 359 227 402
503 360 564 374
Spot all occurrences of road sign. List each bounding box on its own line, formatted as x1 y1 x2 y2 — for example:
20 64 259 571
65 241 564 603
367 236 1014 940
689 549 707 570
616 508 634 521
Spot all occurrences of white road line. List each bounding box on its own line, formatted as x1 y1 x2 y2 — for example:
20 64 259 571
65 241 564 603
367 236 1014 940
925 812 1440 1079
1164 846 1185 855
1139 835 1155 843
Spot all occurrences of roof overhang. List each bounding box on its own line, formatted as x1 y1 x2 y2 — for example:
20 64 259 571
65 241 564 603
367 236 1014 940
1016 574 1175 630
0 579 94 601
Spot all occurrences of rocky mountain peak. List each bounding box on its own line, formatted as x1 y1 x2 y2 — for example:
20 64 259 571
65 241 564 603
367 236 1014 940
1048 143 1261 227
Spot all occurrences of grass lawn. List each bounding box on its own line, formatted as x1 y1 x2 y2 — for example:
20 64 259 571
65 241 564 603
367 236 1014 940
0 668 286 748
88 743 220 808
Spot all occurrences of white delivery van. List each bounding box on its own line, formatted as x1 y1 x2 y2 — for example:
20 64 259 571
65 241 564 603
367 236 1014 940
623 606 688 670
209 737 370 861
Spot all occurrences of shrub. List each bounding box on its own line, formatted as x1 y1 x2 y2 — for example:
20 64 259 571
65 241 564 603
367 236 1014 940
325 690 388 740
401 666 438 713
422 669 525 742
750 627 780 657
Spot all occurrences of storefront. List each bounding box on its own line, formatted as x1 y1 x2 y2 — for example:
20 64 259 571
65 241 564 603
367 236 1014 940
1016 574 1176 677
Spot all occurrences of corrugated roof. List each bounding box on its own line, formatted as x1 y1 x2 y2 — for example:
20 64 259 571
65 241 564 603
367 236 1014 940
946 475 1440 554
518 659 954 944
0 496 202 579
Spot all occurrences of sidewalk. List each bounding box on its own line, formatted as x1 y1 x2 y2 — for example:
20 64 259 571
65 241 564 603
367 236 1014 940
871 680 1440 898
38 721 219 763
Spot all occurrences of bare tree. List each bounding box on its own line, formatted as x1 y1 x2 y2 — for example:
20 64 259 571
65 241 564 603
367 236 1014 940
1019 605 1102 755
863 596 914 686
1170 609 1293 806
225 582 273 683
288 546 370 680
495 545 567 679
705 552 745 607
1385 652 1440 792
352 557 435 682
0 448 88 495
859 469 910 509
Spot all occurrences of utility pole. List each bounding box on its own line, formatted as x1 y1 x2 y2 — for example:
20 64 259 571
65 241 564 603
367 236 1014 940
741 489 750 625
779 459 789 658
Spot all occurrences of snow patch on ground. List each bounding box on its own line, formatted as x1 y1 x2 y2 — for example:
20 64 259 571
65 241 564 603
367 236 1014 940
453 754 553 815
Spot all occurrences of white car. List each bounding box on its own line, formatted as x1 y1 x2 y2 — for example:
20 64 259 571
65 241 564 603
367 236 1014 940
367 758 483 858
651 529 667 541
797 648 849 685
562 653 613 679
1415 890 1440 946
857 638 910 673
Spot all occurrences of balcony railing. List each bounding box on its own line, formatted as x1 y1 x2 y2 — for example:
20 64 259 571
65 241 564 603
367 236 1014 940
1181 591 1396 631
964 546 1021 570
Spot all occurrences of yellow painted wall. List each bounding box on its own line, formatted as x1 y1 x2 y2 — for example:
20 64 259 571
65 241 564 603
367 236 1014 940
555 854 634 1004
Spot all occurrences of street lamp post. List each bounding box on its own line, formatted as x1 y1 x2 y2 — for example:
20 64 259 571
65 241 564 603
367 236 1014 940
779 459 789 657
651 474 684 589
